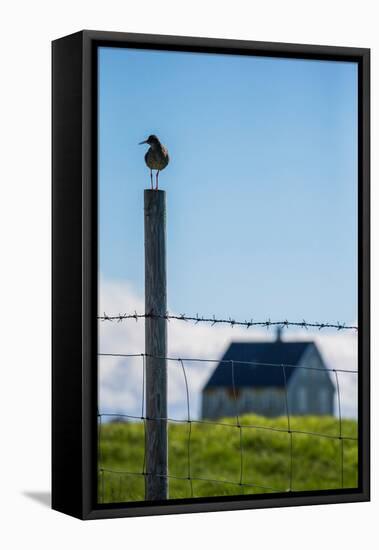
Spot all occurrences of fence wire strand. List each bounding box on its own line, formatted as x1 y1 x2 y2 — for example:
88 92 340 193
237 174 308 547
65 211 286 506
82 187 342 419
179 358 193 498
231 360 244 488
281 365 294 491
334 369 344 488
98 352 358 502
141 354 147 495
98 311 358 331
99 352 358 374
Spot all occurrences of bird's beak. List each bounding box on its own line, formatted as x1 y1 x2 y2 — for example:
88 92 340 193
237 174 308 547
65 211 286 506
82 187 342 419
139 139 148 145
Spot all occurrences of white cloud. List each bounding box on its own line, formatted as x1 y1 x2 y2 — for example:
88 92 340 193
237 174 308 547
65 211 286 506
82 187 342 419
98 277 358 419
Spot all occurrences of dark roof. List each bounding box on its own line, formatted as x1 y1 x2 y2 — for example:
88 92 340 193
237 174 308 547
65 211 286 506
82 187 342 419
204 341 315 390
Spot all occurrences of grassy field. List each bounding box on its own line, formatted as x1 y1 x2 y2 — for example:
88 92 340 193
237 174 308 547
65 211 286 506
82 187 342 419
98 415 358 503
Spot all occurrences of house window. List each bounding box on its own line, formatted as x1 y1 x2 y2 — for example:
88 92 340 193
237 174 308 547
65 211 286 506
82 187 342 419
298 387 307 413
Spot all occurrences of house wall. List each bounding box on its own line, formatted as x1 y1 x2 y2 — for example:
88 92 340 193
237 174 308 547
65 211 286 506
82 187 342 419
287 345 335 416
202 387 286 420
201 345 336 420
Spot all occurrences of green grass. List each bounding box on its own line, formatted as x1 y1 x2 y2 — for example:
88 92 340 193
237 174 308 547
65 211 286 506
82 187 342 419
98 415 358 503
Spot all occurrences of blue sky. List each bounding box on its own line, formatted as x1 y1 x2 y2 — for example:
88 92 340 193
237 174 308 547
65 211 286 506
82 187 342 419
98 47 358 324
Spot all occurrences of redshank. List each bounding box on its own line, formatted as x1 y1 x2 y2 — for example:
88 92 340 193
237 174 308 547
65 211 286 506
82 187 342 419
139 134 170 190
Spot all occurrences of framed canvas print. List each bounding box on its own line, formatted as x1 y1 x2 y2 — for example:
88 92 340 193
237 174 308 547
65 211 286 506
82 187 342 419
52 30 370 519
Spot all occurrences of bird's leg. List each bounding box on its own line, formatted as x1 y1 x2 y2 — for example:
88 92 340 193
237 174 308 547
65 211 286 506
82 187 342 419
155 171 160 191
150 170 153 190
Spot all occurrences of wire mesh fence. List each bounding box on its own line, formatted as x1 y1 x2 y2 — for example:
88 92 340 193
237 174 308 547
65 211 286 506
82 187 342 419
98 344 358 503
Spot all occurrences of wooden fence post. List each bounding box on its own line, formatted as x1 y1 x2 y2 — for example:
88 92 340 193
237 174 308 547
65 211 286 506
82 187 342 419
144 189 168 500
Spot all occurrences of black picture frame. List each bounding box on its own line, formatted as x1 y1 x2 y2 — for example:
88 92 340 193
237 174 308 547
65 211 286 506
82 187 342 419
52 30 370 520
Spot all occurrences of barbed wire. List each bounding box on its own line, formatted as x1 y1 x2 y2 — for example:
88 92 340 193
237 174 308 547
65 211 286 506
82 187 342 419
98 311 358 331
98 353 358 503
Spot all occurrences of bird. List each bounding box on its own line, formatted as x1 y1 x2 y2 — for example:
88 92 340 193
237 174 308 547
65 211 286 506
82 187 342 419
139 134 170 190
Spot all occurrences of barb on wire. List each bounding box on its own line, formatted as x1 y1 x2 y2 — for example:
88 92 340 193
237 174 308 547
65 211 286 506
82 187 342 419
98 311 358 331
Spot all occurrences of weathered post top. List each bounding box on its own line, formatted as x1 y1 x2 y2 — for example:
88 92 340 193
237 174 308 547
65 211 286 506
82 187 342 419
144 189 166 214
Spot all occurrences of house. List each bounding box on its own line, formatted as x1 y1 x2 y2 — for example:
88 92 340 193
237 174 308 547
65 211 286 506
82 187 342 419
201 329 335 419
